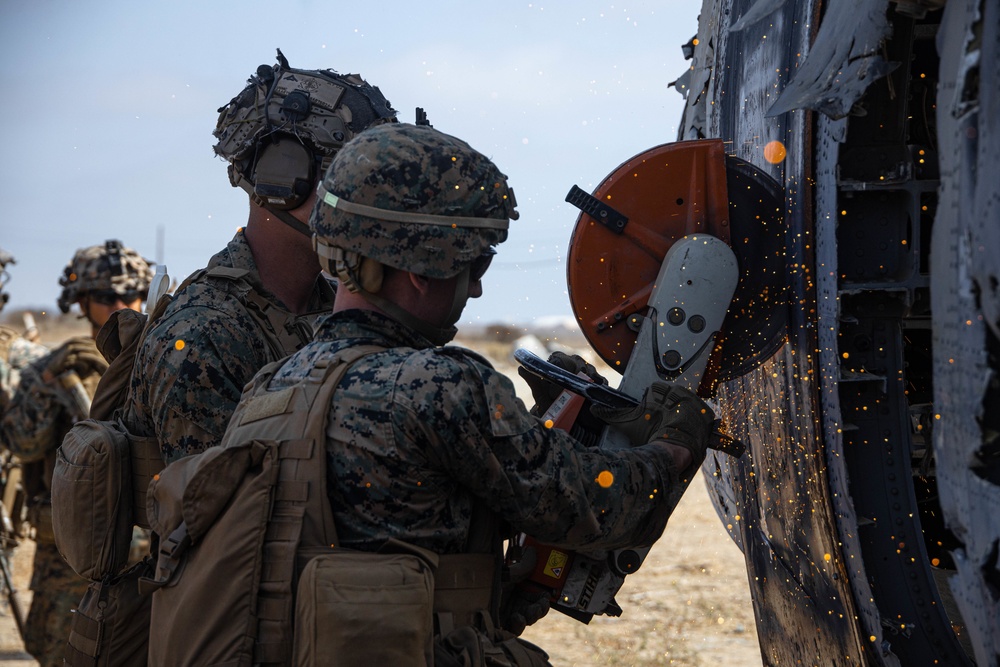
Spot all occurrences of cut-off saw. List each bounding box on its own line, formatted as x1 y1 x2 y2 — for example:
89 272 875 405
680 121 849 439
511 138 787 622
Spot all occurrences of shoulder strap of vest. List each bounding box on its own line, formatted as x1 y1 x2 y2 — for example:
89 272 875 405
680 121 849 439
271 343 387 545
252 344 386 663
104 268 209 421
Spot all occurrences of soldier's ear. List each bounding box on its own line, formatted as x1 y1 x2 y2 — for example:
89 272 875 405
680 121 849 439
407 272 431 296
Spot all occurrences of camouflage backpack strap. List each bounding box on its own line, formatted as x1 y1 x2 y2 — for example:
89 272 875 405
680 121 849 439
251 344 386 665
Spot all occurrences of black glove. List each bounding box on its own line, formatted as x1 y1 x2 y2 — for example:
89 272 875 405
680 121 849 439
499 546 550 636
590 381 716 466
44 336 108 379
518 351 607 416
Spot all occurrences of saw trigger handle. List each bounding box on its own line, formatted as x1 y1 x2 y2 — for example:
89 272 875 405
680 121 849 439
710 423 745 458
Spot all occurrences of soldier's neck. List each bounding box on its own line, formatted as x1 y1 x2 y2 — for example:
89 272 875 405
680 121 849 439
244 211 321 315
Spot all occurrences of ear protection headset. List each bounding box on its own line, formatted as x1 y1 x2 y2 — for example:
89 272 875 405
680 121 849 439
222 50 396 236
232 138 317 211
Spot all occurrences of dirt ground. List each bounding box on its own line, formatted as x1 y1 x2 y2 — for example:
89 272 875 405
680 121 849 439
0 319 764 666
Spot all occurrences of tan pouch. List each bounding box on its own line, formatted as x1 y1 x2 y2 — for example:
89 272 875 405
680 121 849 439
294 549 436 667
52 418 133 581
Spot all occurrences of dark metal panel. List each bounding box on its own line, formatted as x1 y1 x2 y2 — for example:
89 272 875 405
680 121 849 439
686 0 997 662
815 112 894 663
765 0 896 119
695 0 875 663
932 0 1000 662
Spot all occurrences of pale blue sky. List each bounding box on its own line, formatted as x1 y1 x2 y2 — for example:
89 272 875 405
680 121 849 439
0 1 699 326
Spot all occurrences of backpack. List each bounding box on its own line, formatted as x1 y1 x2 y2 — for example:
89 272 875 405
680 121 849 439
52 294 169 582
143 344 388 666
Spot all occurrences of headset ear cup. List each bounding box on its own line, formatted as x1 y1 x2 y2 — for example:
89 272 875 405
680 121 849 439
251 139 315 210
358 257 384 293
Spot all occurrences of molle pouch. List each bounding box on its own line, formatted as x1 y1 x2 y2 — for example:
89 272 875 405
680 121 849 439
52 418 134 581
293 545 437 667
65 558 154 667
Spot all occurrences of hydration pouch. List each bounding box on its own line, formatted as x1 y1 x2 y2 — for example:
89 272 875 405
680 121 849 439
293 544 437 667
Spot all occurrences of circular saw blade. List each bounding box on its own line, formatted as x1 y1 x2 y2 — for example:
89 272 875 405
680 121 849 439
566 139 787 381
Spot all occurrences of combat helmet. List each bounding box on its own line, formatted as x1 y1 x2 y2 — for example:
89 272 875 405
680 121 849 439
58 240 153 314
310 123 518 344
214 49 397 235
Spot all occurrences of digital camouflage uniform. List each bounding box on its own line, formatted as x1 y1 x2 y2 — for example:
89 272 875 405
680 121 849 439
122 230 335 463
291 124 713 661
301 124 688 553
0 250 50 662
269 309 681 556
1 340 102 667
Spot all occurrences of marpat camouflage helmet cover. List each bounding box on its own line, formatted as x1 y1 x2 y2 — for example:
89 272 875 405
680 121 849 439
213 49 397 213
310 123 518 280
58 240 153 313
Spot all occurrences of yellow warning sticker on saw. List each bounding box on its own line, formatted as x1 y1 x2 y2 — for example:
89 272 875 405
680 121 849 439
543 550 569 580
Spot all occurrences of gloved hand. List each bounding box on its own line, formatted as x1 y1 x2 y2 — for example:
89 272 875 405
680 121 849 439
590 381 716 468
518 351 607 416
500 546 550 636
43 336 108 380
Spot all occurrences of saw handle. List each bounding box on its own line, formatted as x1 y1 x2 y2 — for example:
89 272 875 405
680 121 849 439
516 349 745 458
708 425 745 458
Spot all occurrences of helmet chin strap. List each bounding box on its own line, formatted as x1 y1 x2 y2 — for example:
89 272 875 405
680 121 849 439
266 206 312 237
316 242 461 346
444 265 471 330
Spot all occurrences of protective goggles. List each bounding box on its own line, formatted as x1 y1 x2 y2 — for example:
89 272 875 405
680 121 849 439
88 290 141 306
470 248 496 283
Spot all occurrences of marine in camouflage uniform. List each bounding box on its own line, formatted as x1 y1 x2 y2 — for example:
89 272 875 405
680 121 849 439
263 123 717 661
0 241 152 667
121 50 397 463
